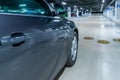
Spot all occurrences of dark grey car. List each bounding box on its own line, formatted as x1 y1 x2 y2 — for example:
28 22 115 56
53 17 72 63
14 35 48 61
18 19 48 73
0 0 79 80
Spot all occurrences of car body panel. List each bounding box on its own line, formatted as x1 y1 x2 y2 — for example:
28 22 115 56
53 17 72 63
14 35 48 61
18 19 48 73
0 14 68 80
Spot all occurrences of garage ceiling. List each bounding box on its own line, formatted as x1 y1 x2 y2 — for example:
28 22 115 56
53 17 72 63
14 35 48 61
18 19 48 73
48 0 115 12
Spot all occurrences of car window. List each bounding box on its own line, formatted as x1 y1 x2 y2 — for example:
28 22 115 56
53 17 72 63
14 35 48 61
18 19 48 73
0 0 51 16
54 3 65 13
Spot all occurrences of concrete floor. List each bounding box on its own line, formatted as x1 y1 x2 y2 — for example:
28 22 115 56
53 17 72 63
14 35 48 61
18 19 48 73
59 15 120 80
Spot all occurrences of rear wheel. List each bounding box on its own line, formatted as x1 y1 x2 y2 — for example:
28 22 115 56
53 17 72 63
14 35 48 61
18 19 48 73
66 32 78 67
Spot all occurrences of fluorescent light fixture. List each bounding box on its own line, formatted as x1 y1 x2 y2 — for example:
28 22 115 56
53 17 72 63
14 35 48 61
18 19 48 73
80 7 83 9
74 6 77 8
62 2 67 5
100 3 104 11
101 4 104 7
102 0 105 3
19 4 27 7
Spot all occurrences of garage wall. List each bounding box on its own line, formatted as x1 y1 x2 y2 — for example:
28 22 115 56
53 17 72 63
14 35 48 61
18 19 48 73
115 0 120 22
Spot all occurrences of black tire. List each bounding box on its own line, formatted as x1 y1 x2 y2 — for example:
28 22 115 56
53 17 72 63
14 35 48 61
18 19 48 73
66 32 78 67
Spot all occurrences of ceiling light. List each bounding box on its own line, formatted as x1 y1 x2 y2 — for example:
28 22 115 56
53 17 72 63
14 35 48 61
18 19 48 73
80 7 83 9
101 4 104 7
19 4 27 7
74 6 77 8
102 0 105 3
62 2 67 5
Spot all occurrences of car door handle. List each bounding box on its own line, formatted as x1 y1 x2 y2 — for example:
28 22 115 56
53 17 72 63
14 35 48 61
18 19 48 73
0 32 28 47
11 32 27 47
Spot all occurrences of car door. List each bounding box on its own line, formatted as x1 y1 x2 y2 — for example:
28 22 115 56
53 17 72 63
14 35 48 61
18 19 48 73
0 0 66 80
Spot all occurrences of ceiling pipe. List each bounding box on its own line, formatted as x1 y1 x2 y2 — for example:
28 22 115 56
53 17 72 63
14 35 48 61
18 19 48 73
76 0 84 4
107 0 115 7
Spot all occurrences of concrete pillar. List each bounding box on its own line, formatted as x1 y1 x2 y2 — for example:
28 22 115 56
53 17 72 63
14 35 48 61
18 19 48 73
108 6 115 19
76 9 79 18
67 7 71 18
115 0 120 22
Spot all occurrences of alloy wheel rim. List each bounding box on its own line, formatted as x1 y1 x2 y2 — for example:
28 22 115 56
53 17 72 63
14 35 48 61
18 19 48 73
71 36 77 61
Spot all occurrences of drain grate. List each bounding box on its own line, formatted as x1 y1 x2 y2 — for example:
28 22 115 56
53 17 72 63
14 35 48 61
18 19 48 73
113 38 120 42
97 40 110 44
84 36 94 40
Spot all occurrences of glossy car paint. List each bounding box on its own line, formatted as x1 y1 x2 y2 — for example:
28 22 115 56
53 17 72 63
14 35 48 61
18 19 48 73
0 0 78 80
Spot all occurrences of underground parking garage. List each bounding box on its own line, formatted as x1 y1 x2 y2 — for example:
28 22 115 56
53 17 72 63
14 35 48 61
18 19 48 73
0 0 120 80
